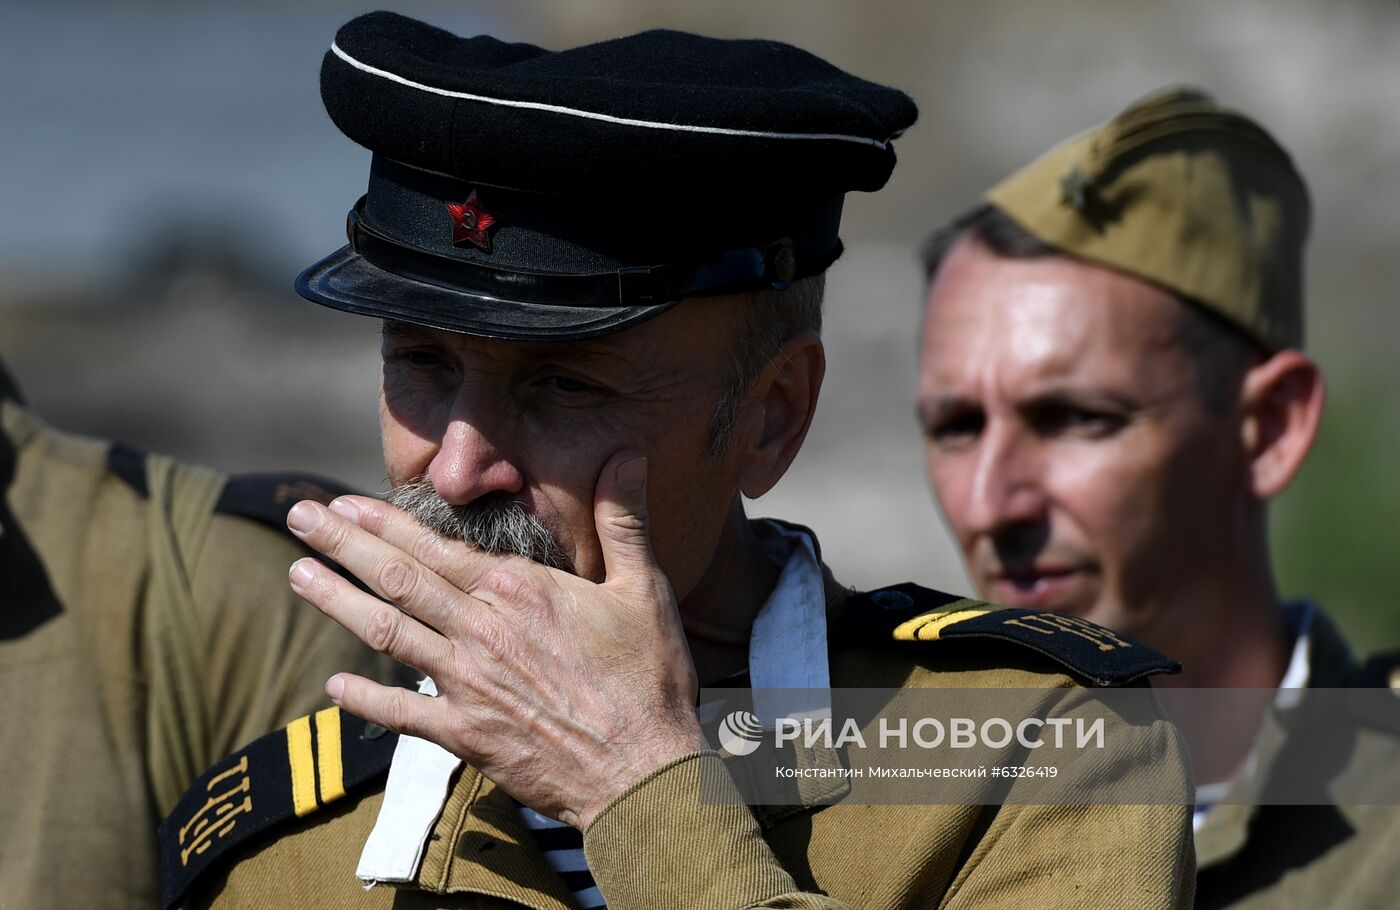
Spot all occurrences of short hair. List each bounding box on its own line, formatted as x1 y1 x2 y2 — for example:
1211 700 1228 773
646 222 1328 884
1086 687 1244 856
707 274 826 456
919 204 1058 284
920 204 1263 412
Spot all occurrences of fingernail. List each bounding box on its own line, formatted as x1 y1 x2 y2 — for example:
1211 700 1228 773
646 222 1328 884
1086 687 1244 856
325 675 345 700
287 501 321 535
329 497 360 522
289 559 315 589
616 456 647 493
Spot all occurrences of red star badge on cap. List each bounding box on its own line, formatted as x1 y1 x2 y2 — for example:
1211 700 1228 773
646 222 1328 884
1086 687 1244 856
446 190 497 252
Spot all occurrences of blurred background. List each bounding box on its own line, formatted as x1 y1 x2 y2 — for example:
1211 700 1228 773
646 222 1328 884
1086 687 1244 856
2 1 1396 650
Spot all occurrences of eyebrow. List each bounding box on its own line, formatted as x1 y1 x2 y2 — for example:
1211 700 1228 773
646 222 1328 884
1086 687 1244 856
1020 387 1141 412
916 396 975 428
916 385 1146 425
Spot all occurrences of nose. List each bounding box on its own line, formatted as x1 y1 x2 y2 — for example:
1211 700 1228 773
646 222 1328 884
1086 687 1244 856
426 398 526 505
962 421 1048 539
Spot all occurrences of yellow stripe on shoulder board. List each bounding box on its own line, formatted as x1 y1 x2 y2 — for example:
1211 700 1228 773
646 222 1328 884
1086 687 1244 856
314 707 345 804
894 607 990 642
285 715 318 817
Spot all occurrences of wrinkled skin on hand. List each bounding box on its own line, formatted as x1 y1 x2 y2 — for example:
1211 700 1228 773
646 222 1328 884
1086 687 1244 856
285 451 708 830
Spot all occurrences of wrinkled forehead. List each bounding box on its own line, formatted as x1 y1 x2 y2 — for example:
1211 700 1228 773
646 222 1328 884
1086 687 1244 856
920 239 1196 391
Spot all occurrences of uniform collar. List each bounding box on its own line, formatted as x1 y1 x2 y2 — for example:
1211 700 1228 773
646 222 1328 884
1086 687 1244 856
742 520 847 827
748 519 830 690
1273 599 1315 709
1195 602 1361 868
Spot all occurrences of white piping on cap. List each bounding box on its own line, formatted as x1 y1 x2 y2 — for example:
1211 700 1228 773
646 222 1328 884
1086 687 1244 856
330 42 893 150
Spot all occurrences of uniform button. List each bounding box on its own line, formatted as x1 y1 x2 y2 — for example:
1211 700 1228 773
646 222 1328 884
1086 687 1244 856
871 590 914 610
364 723 389 740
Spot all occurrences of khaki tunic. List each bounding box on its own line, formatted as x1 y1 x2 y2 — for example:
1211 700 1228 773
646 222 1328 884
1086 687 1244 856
0 375 397 910
186 575 1195 910
1195 609 1400 909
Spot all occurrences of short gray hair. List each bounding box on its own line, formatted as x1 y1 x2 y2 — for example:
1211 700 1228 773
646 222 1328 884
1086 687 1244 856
707 274 826 456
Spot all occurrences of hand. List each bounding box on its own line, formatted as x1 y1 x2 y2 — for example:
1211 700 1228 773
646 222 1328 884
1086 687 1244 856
284 451 708 830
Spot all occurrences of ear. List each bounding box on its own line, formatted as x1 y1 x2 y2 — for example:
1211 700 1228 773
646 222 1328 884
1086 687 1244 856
1238 350 1325 499
735 330 825 499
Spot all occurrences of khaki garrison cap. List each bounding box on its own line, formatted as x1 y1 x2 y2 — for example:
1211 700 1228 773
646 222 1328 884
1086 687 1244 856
986 87 1310 351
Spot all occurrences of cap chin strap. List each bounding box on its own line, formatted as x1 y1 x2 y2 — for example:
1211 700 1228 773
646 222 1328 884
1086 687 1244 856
345 198 837 308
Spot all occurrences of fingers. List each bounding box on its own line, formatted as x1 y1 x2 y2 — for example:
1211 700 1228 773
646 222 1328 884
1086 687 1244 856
325 673 452 747
592 451 666 592
290 556 453 674
316 495 500 594
287 499 472 635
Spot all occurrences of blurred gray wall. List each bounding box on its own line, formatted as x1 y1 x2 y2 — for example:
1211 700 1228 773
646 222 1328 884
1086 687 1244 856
2 1 1396 645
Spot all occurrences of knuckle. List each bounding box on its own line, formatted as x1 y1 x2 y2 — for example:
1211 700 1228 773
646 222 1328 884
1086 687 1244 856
364 606 402 654
449 717 476 754
376 557 417 603
483 567 540 606
381 691 412 734
463 609 515 663
355 502 385 534
411 530 452 567
605 509 648 537
317 516 351 556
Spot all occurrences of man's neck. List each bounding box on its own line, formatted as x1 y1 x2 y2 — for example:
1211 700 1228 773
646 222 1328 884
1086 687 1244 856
1153 578 1295 787
1156 590 1292 690
676 504 780 686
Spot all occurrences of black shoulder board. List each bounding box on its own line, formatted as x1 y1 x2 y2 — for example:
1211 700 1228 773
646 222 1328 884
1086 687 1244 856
107 442 150 495
159 706 397 910
214 472 357 532
1358 651 1400 691
107 443 357 533
842 582 1180 687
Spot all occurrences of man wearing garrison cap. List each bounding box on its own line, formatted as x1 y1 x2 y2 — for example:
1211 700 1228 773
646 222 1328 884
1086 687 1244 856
918 88 1400 908
163 15 1194 909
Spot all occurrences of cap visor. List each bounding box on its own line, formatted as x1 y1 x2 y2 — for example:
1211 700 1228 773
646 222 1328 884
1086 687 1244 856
295 245 679 341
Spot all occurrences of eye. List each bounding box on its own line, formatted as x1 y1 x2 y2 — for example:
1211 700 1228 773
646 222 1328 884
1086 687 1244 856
544 375 596 394
403 350 446 369
383 345 454 380
532 372 612 399
926 408 985 447
1029 404 1126 439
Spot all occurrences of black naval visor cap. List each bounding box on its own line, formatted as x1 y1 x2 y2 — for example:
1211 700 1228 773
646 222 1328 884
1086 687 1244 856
295 11 919 340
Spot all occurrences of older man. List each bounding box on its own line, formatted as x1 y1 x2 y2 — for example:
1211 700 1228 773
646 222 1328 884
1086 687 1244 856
162 14 1194 910
918 88 1400 908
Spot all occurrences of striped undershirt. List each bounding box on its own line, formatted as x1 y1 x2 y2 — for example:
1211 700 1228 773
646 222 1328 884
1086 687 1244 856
516 669 751 910
516 805 606 909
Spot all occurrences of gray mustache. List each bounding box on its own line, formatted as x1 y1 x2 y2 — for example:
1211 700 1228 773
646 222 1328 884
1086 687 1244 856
386 478 570 571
